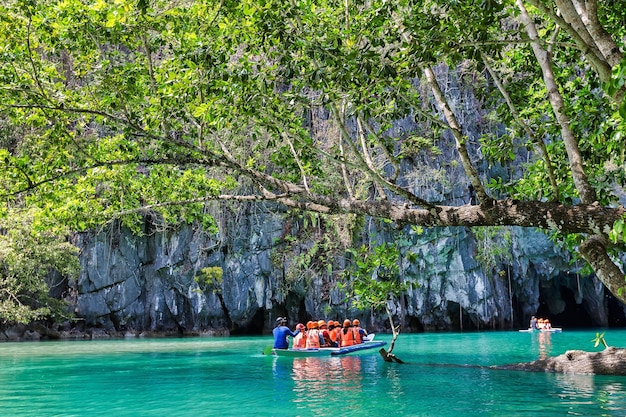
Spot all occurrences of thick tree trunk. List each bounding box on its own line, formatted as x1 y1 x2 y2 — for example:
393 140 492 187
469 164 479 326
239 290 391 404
267 195 625 236
580 236 626 300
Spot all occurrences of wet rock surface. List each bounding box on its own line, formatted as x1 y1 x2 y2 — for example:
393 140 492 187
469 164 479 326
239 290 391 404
497 347 626 375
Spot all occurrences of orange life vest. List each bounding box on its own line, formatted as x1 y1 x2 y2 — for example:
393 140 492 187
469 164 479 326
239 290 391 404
306 329 320 348
353 327 363 344
340 328 356 347
293 332 306 348
330 327 341 343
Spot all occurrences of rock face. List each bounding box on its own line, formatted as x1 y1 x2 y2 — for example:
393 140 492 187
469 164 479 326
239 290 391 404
32 199 623 338
499 347 626 375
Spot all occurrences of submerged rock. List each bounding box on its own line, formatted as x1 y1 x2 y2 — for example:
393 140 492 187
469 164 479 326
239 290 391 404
498 347 626 375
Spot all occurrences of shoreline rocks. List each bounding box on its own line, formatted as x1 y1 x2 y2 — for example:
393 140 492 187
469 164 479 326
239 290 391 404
0 323 231 342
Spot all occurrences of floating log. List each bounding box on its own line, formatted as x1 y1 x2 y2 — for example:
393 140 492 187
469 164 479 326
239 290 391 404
498 347 626 375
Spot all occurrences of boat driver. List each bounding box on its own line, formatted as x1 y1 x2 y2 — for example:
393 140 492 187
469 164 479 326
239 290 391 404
272 317 300 349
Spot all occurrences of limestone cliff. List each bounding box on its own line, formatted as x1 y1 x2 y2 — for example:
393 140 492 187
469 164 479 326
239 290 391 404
47 202 624 337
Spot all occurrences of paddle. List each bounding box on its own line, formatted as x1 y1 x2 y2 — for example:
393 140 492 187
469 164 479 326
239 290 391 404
262 345 274 355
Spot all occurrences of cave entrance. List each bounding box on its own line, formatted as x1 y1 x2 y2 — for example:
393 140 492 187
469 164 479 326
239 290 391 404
536 286 593 329
231 309 265 335
446 301 474 331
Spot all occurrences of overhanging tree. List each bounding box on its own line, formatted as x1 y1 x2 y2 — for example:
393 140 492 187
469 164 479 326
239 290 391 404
0 0 625 307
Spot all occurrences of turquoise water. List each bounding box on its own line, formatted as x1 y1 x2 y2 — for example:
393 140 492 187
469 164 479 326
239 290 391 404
2 330 626 416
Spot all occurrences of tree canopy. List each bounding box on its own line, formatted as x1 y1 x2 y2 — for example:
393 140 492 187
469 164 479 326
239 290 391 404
1 0 625 307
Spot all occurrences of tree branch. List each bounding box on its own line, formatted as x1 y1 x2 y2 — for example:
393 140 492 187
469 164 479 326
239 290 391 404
480 51 560 201
517 0 597 204
424 66 490 204
329 102 435 209
524 0 612 84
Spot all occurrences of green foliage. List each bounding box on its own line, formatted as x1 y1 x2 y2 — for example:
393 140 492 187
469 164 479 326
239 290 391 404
604 59 626 115
343 242 407 312
0 209 79 324
609 217 626 245
0 0 623 222
592 332 609 349
473 227 512 273
195 266 224 294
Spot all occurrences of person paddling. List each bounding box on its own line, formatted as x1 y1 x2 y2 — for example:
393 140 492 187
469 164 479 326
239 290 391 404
272 317 300 349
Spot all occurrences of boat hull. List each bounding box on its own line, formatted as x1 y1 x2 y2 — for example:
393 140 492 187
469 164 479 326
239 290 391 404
273 341 386 357
519 328 563 333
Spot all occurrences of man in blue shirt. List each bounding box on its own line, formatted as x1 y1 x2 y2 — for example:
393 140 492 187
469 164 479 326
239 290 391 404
273 317 300 349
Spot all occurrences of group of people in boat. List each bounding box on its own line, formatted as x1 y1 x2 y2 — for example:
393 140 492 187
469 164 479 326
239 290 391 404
273 317 368 350
529 316 553 330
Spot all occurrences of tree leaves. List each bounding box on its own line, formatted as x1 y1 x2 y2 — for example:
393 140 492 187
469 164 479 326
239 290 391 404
0 0 625 306
0 209 79 324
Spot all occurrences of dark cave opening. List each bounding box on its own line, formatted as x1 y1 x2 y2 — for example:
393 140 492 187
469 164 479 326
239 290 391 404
535 287 626 329
232 308 266 335
535 286 626 329
536 286 592 329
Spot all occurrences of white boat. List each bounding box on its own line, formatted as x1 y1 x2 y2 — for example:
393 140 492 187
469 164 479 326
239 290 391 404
519 327 563 333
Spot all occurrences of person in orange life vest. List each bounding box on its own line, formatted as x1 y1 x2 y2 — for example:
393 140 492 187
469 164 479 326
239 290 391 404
329 321 342 344
272 317 300 349
318 320 337 347
352 319 367 343
293 323 307 348
306 320 322 349
339 319 357 347
327 320 337 343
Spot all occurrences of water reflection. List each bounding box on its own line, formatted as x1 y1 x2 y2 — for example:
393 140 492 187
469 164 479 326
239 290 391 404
553 373 626 414
272 355 366 411
535 331 552 359
291 356 363 396
384 366 404 400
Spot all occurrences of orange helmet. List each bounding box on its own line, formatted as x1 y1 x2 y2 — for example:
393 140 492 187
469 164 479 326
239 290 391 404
318 320 326 328
306 321 313 329
352 319 360 326
343 319 351 328
311 321 319 329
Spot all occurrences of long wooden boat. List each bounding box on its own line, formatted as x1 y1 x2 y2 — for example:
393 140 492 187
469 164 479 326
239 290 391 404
519 327 563 333
273 340 387 358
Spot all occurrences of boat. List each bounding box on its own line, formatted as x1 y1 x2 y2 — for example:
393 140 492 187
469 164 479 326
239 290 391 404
273 340 387 358
519 327 563 333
